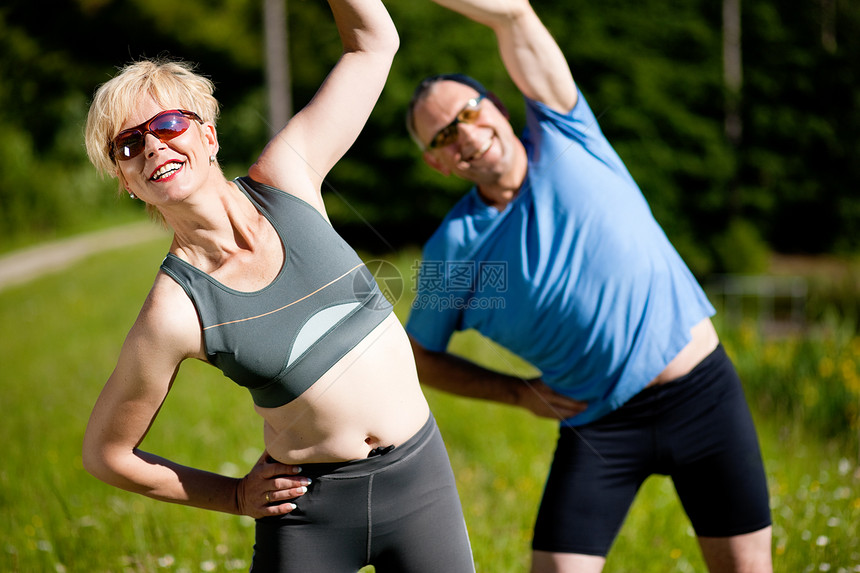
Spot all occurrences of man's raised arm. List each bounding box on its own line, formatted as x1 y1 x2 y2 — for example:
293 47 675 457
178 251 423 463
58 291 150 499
430 0 577 112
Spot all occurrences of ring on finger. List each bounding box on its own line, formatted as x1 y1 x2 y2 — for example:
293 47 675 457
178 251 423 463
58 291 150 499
265 491 271 503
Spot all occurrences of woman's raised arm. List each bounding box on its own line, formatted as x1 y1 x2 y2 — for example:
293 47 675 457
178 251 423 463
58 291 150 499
250 0 399 212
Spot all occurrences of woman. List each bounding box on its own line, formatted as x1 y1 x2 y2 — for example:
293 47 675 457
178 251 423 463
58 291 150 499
81 1 474 571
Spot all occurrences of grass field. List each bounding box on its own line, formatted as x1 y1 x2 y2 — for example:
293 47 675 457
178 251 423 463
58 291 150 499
1 237 858 572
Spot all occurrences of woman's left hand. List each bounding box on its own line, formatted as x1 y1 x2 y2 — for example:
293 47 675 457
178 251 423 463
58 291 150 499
235 451 311 518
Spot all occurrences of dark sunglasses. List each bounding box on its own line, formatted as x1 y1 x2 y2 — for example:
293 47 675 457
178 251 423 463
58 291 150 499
110 109 203 162
427 94 486 150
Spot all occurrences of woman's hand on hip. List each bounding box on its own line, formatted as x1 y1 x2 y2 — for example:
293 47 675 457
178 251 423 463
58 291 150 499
236 450 311 518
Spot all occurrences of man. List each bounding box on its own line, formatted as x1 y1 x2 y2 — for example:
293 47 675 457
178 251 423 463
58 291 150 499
404 1 773 571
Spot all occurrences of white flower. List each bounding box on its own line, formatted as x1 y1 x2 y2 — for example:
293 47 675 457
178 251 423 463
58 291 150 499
219 462 240 477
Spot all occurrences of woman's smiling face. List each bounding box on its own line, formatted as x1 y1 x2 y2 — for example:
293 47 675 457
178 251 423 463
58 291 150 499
115 96 216 206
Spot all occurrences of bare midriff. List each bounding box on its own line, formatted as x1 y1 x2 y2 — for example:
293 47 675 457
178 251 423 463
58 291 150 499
257 313 431 464
648 317 720 387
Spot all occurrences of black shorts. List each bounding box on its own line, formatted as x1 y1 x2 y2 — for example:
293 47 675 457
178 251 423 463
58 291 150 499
532 345 772 556
251 414 475 572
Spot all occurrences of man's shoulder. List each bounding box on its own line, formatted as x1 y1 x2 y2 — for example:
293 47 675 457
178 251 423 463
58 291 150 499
522 88 599 138
423 215 465 261
424 190 477 241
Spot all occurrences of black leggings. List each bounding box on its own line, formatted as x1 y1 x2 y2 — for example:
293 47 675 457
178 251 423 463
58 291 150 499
533 345 772 556
251 415 475 572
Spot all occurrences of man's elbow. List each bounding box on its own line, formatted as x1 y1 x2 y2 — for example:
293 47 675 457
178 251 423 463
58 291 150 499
408 335 432 372
408 335 448 389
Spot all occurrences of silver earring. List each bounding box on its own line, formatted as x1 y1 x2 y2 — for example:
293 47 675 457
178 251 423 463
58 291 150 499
209 154 216 165
128 191 136 199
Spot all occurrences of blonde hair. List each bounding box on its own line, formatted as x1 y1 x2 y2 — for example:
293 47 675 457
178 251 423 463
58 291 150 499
85 57 220 179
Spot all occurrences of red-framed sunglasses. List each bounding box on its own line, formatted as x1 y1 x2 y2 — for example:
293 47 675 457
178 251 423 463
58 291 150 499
109 109 203 162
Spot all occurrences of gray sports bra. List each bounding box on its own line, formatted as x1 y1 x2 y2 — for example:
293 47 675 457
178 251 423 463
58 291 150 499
160 176 392 407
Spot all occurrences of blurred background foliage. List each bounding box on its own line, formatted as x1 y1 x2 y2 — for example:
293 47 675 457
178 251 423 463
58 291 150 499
0 0 858 274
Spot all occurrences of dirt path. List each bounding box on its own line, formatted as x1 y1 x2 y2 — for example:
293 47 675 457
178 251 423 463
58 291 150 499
3 223 854 295
0 222 168 292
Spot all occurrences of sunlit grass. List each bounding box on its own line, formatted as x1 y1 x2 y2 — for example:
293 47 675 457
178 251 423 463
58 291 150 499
1 240 858 572
430 330 860 573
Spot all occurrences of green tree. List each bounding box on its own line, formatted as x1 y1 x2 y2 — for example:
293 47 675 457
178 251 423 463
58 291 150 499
0 0 858 269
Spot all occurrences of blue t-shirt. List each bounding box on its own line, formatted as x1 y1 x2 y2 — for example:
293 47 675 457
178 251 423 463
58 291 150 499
406 91 715 425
